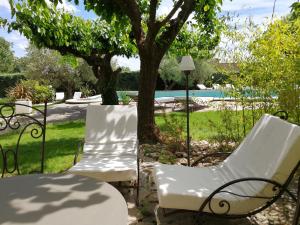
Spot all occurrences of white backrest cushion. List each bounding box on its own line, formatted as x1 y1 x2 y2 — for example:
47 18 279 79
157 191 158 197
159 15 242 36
85 105 137 144
224 114 300 183
73 92 82 99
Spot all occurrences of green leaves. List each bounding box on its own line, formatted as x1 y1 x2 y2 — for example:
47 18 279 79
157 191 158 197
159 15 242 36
5 1 136 59
0 37 15 73
204 4 210 12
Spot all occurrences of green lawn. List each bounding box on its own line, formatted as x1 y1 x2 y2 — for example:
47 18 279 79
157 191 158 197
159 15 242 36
155 111 223 140
0 110 255 175
0 120 85 174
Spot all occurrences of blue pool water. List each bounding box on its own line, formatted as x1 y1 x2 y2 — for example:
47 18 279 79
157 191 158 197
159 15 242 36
154 90 225 98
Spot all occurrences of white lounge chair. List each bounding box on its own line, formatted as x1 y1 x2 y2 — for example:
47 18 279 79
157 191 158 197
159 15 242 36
153 114 300 221
55 92 65 101
225 84 234 89
73 91 82 99
174 96 213 111
197 84 212 90
212 84 221 90
68 105 139 203
154 97 176 108
65 94 102 104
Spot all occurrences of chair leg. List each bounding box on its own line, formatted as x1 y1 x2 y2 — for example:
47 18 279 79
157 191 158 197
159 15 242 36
154 204 161 225
135 163 140 206
136 179 139 206
292 176 300 225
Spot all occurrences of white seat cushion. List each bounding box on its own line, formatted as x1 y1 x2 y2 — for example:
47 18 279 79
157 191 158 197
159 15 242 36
83 141 138 156
69 141 138 182
153 114 300 214
154 163 272 214
69 154 137 182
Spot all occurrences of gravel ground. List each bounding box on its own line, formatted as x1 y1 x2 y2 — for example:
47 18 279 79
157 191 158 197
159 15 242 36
119 142 299 225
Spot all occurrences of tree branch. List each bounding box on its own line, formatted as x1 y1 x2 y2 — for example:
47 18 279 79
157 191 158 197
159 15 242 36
114 0 144 46
149 0 158 26
156 0 195 56
159 0 184 28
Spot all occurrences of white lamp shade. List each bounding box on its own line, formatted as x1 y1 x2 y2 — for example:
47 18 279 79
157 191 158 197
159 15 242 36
179 55 195 71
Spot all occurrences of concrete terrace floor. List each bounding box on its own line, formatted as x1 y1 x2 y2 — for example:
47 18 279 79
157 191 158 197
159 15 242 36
39 100 236 123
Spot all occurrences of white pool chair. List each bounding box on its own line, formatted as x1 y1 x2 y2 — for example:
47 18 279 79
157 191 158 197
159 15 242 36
55 92 65 101
174 96 212 111
225 84 234 89
65 94 102 104
153 114 300 221
154 97 176 108
197 84 212 90
68 105 139 203
212 84 221 90
73 92 82 99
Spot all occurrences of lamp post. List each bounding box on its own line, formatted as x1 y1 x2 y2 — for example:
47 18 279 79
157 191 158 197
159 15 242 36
179 56 195 167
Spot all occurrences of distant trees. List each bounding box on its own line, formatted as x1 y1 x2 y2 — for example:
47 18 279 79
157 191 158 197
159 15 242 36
0 37 14 73
159 56 217 89
24 45 96 98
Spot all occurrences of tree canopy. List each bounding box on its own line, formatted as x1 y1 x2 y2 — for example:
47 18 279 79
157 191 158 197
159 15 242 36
1 1 136 104
4 0 224 143
4 1 135 59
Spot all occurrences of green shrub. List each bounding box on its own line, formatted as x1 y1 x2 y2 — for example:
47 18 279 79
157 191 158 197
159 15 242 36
0 73 25 97
80 84 94 97
159 112 186 153
6 80 53 103
119 91 131 105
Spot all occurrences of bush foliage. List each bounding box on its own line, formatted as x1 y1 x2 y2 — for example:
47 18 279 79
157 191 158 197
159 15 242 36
0 73 25 98
7 79 53 103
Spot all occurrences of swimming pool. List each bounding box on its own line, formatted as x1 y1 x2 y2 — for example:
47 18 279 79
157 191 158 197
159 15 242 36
119 90 227 99
154 90 226 98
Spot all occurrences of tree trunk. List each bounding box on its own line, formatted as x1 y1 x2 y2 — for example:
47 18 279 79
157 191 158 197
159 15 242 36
90 55 119 105
138 50 162 143
66 82 73 99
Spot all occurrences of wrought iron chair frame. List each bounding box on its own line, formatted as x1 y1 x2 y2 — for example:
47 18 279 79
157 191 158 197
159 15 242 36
197 161 300 222
156 111 300 225
0 102 47 177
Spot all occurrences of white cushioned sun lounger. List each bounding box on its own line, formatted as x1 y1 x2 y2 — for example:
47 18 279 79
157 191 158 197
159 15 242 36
55 92 65 101
197 84 212 90
153 114 300 215
73 92 82 99
69 105 138 183
154 97 176 107
212 84 220 89
65 94 102 104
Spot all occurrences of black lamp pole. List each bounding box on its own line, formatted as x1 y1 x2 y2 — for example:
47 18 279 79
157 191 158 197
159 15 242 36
185 71 191 166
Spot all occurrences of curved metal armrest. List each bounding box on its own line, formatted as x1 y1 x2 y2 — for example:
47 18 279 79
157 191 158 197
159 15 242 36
73 139 84 165
199 176 298 218
273 110 288 120
191 152 231 167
